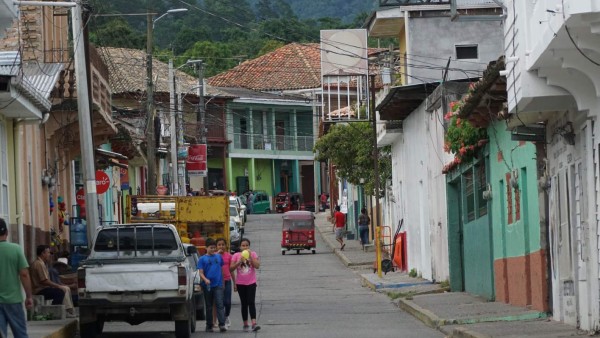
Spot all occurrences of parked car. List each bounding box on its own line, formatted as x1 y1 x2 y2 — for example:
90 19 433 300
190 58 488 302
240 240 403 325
249 190 271 214
230 196 247 224
229 219 242 253
230 205 243 230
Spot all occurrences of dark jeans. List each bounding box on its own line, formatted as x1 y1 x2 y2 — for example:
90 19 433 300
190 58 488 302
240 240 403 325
236 283 257 321
223 280 232 317
202 284 224 329
36 287 65 305
0 303 28 338
359 226 369 245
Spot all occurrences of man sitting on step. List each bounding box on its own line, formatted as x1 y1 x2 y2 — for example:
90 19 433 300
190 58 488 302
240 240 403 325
30 245 76 318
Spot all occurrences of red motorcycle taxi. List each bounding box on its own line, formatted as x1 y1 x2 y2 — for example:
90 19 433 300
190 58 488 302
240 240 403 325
281 211 316 255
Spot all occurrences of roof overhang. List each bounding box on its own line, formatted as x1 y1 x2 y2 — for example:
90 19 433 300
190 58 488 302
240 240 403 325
0 62 63 119
366 7 405 38
377 82 440 120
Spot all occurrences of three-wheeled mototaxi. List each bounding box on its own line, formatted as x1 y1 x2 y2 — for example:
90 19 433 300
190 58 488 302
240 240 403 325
281 211 316 255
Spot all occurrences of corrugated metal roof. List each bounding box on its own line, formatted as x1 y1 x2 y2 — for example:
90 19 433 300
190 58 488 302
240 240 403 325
0 51 20 76
21 63 63 99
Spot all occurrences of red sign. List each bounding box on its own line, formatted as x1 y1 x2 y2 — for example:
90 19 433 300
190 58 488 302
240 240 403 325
186 144 207 177
156 185 168 195
76 188 86 206
120 161 129 190
96 170 110 194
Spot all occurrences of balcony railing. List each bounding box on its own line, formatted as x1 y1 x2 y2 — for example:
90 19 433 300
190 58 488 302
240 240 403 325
232 133 314 152
379 0 450 7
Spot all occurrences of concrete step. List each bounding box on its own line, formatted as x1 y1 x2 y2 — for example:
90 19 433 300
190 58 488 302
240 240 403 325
34 304 66 320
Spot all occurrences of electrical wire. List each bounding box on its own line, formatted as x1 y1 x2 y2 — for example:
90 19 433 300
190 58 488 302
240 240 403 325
560 0 600 67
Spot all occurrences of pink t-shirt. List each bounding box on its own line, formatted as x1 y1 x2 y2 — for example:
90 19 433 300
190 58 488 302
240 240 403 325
221 252 232 281
231 251 258 285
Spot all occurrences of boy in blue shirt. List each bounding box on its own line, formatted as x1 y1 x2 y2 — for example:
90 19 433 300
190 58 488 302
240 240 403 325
198 238 226 332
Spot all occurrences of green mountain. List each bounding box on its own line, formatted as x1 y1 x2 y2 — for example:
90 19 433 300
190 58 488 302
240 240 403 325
88 0 375 76
282 0 376 23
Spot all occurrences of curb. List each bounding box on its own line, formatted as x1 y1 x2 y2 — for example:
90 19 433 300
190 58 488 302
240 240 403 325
43 319 78 338
448 327 493 338
397 298 445 329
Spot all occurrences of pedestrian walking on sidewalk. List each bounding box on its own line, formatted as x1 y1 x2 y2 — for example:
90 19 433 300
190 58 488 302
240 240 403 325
214 238 234 329
0 218 33 338
198 238 227 332
333 206 346 250
358 208 370 250
230 238 261 332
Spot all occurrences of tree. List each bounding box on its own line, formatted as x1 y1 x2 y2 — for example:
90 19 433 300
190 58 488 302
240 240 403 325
313 123 391 196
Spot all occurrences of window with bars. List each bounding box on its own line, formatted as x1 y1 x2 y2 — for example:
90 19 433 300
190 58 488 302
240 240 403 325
462 160 488 222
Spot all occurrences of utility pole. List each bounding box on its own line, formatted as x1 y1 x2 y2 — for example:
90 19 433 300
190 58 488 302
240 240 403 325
370 74 382 278
189 60 208 190
14 0 100 246
146 12 157 194
168 59 178 195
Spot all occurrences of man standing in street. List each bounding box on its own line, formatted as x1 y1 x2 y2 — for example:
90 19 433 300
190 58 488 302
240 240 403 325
30 245 76 318
332 206 346 250
0 218 33 338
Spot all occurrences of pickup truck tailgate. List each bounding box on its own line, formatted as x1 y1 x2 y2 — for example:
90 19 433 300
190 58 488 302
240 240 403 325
85 262 180 292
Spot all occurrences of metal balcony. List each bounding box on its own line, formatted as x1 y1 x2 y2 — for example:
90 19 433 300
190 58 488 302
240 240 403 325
232 133 314 152
379 0 450 7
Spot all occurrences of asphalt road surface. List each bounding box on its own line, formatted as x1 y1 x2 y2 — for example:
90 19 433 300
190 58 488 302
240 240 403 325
98 213 443 338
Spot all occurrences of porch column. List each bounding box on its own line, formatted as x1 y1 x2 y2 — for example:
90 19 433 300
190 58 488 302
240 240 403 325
248 107 253 150
293 160 300 193
226 157 233 193
249 158 256 191
291 109 298 150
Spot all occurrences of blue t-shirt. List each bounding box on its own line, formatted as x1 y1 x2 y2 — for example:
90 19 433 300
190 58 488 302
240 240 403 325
197 253 224 287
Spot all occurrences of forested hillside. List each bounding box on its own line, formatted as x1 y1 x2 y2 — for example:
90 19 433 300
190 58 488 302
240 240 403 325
248 0 376 23
88 0 374 77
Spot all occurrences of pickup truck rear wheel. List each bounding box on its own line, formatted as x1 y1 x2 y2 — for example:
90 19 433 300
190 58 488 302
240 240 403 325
175 301 194 338
80 322 98 338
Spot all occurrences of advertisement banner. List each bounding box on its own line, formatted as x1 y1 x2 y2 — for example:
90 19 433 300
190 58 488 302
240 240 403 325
186 144 207 177
120 161 129 190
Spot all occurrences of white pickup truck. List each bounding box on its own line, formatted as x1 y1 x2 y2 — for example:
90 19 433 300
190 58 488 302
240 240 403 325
77 223 198 338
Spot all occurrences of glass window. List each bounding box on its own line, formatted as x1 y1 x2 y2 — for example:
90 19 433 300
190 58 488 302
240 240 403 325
456 45 478 59
477 163 487 217
465 170 475 221
229 206 238 216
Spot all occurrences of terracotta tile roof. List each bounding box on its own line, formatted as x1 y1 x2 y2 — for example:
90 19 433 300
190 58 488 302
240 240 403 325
208 43 322 91
97 47 199 95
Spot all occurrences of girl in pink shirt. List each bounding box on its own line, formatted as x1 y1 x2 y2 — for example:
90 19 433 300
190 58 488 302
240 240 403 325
230 238 260 332
215 238 234 328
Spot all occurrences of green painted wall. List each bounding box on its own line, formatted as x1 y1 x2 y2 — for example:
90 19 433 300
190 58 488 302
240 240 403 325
446 154 494 300
207 157 221 169
253 159 274 195
488 121 541 260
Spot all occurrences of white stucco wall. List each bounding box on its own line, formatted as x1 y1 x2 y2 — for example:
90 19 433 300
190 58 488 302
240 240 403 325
390 100 452 282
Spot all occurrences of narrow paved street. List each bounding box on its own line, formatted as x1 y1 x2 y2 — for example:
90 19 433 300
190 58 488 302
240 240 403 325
98 214 443 337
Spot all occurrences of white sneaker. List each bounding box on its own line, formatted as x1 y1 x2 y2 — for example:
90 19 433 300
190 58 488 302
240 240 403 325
225 317 231 328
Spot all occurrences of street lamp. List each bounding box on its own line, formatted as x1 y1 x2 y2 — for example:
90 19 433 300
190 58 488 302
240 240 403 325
146 8 187 195
153 8 188 28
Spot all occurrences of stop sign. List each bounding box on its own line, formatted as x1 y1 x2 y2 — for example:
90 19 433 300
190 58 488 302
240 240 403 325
96 170 110 195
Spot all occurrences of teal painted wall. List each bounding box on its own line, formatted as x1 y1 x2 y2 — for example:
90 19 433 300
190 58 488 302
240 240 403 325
446 154 494 300
488 122 541 260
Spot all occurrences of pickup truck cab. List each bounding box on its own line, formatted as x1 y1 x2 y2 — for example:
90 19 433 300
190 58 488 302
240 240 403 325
77 223 197 338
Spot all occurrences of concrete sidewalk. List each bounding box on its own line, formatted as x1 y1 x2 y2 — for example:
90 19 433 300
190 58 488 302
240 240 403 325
314 211 586 338
7 318 77 338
